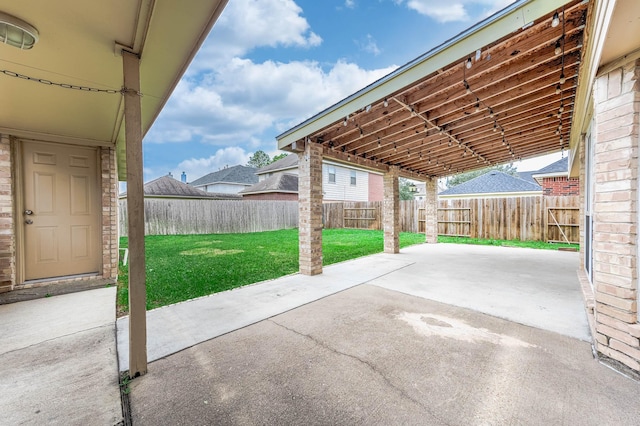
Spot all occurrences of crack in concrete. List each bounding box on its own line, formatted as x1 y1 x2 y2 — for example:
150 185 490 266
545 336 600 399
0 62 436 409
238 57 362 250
0 323 114 357
268 318 452 425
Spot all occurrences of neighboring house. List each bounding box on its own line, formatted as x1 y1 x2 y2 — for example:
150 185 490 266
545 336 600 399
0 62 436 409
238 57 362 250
240 154 383 202
532 157 579 196
120 175 241 200
439 171 542 198
189 165 258 195
240 173 299 201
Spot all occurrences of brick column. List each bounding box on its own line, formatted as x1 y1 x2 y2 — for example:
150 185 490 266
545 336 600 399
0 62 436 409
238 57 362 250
383 166 399 253
424 177 438 243
0 135 14 293
101 147 118 280
298 142 323 275
592 59 640 372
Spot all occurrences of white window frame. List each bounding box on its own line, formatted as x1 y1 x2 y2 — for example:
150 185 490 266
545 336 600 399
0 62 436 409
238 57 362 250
350 170 357 186
328 166 336 184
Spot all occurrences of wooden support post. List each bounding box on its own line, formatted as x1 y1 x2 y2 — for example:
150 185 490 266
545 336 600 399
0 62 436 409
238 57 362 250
123 50 147 377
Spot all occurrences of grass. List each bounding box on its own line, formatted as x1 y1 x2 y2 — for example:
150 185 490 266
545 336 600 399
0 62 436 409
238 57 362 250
438 235 579 251
117 228 425 313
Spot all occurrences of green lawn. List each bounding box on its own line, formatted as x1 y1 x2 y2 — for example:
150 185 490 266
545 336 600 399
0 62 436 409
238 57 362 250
438 235 579 251
117 228 425 313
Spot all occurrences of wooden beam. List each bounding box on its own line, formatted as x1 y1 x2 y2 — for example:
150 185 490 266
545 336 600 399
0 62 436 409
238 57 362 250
123 51 147 378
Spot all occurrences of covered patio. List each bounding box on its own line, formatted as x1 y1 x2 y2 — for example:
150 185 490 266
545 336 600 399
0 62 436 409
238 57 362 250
277 0 588 275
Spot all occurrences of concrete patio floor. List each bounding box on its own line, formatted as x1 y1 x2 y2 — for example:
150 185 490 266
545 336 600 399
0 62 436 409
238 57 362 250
0 287 122 425
124 244 640 425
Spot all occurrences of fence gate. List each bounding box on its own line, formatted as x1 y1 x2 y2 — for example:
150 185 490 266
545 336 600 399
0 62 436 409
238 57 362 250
545 206 579 243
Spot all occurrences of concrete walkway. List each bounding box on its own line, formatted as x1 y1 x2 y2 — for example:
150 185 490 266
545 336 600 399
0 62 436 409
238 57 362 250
0 287 122 425
118 243 589 372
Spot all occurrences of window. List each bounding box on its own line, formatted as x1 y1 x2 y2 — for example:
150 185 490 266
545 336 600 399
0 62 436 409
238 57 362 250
350 170 357 186
328 166 336 183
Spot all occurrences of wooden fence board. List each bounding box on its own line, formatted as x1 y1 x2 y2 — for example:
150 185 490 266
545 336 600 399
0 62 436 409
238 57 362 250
119 195 579 242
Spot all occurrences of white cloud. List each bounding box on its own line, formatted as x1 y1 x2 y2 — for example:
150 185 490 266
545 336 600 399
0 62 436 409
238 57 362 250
396 0 514 23
147 58 397 147
345 0 356 8
358 34 381 56
176 147 252 183
189 0 321 72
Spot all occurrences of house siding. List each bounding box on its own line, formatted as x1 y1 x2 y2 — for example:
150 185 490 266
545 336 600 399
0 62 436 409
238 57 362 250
542 176 580 196
200 182 248 194
592 58 640 371
322 163 369 202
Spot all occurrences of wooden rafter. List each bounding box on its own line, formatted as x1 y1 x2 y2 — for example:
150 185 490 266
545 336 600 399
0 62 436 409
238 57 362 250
283 0 588 179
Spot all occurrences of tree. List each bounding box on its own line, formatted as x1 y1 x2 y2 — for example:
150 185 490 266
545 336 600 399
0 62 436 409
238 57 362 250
271 153 288 163
399 178 416 200
247 150 271 168
447 163 518 187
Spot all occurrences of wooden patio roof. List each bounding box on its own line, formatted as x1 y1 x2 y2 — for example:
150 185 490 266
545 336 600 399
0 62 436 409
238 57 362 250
277 0 589 180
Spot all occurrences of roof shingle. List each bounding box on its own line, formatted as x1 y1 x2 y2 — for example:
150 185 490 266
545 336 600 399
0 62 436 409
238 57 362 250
189 165 258 186
440 171 541 195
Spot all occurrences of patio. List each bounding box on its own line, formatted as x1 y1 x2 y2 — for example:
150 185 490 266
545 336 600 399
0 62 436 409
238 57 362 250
125 244 639 425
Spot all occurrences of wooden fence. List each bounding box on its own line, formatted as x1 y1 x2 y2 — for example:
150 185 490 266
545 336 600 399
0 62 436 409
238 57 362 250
427 196 579 243
119 199 299 236
119 195 579 243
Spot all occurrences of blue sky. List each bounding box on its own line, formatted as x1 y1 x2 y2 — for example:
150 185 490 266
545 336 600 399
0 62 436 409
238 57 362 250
142 0 560 184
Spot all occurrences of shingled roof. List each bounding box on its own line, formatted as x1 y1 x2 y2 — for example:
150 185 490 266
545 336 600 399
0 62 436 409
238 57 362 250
256 154 299 174
440 171 541 196
532 157 569 175
239 173 299 195
190 165 258 187
120 176 241 199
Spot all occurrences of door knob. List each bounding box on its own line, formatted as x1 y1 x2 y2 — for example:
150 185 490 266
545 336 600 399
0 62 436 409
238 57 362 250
25 219 33 225
24 209 33 215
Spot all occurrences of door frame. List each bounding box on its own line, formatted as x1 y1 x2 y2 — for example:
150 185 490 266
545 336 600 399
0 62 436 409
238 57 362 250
15 139 103 285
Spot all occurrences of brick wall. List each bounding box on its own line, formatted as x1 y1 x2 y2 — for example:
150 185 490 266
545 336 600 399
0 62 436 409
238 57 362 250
0 135 14 292
424 178 438 243
298 143 323 275
383 166 399 253
592 58 640 372
101 147 118 280
542 176 580 196
242 192 298 201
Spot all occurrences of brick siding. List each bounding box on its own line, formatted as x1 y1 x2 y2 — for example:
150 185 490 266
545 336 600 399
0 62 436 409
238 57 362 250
542 176 580 196
0 135 14 292
298 143 323 275
368 173 383 202
592 59 640 371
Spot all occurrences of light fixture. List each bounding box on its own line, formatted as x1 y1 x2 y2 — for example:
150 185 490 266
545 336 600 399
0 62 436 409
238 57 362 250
555 84 561 95
463 80 471 94
475 100 480 113
383 98 388 108
559 103 564 113
0 12 39 50
466 57 472 69
559 73 566 84
365 104 371 113
554 39 562 55
343 116 348 126
408 182 417 193
551 12 560 28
